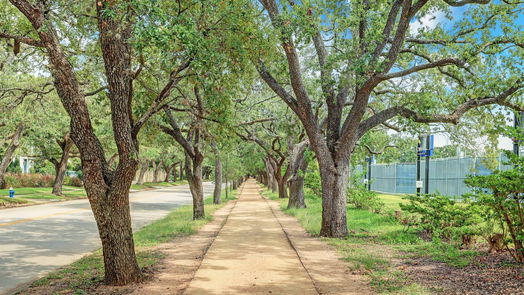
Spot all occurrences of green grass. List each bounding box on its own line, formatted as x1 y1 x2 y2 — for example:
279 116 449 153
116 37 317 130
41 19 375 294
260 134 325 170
131 180 187 190
265 188 478 294
2 181 188 206
135 188 237 247
0 196 29 206
22 189 237 295
377 194 409 211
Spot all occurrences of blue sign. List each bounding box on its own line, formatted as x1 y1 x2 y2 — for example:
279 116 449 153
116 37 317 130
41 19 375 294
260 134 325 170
418 135 434 157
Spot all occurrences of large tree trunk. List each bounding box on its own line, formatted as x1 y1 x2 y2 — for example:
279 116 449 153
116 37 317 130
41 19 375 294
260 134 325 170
185 153 205 219
318 161 349 237
91 180 140 285
213 154 222 205
52 134 74 196
136 160 149 185
0 123 24 189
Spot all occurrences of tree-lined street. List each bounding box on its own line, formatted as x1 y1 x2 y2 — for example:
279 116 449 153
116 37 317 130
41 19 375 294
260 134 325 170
0 183 214 294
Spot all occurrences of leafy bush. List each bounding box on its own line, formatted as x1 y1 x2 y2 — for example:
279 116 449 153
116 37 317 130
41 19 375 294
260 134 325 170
347 173 384 213
66 176 83 187
5 173 54 188
399 194 484 247
465 150 524 263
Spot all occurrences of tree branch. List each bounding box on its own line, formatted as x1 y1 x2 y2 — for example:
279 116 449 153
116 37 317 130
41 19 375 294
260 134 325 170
0 32 43 47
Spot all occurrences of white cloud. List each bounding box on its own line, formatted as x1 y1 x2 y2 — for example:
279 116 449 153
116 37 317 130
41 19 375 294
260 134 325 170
409 10 446 35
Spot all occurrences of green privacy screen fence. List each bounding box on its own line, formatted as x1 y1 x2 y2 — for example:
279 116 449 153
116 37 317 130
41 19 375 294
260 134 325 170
355 154 512 198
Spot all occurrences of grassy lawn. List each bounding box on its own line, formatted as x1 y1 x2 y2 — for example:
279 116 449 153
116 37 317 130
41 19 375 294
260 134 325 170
263 189 479 294
1 181 189 207
0 196 29 206
23 189 237 295
377 193 409 211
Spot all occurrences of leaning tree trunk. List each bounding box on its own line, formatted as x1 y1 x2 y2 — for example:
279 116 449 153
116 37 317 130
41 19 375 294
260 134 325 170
186 153 205 219
52 135 74 196
136 160 149 185
0 123 24 189
318 161 349 237
213 153 222 204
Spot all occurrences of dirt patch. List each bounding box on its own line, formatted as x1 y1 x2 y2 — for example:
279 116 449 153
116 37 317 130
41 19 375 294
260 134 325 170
404 251 524 295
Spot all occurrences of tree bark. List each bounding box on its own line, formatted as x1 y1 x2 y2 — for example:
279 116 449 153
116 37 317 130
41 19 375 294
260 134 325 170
185 152 205 219
163 162 172 182
0 123 24 189
213 150 222 204
276 175 288 198
318 161 349 237
136 160 149 185
287 141 309 209
52 134 74 195
288 174 306 208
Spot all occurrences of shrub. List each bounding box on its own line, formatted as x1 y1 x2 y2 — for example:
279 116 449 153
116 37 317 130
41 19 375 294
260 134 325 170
5 173 54 188
399 194 484 247
347 173 384 213
67 176 83 187
465 150 524 263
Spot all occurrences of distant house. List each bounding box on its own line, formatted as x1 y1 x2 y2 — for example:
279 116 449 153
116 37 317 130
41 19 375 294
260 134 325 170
18 156 35 174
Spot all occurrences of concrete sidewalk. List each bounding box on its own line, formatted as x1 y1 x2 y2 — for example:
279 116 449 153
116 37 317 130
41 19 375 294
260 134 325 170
185 179 318 295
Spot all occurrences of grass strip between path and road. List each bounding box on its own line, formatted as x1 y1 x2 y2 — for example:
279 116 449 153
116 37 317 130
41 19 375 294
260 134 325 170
18 188 237 295
0 181 188 208
262 188 480 295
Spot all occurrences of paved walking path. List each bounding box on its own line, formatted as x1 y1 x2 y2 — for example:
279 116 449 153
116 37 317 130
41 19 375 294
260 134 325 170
186 179 318 295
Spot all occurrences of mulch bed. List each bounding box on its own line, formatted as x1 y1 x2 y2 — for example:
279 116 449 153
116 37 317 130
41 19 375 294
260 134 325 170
404 251 524 295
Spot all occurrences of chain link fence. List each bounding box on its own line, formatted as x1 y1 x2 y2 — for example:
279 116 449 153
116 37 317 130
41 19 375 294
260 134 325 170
355 154 512 198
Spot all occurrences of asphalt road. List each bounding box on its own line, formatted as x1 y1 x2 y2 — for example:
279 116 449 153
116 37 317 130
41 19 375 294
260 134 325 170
0 182 214 294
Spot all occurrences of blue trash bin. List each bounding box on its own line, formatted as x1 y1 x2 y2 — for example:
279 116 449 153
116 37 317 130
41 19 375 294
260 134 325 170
9 188 15 198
